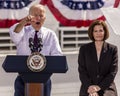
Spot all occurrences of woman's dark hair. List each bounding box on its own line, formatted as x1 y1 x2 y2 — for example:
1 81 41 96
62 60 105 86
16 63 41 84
88 20 109 41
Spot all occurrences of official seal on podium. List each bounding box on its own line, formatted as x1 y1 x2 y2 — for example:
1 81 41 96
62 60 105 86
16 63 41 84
27 52 46 72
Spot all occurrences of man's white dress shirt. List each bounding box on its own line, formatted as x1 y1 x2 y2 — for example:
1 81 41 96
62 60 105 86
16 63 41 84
9 24 62 56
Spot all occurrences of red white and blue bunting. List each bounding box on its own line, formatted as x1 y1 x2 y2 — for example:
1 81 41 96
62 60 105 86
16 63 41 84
41 0 120 27
0 0 120 28
0 0 40 28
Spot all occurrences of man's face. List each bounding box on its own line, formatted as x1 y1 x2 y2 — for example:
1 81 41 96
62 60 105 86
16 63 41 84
30 7 46 30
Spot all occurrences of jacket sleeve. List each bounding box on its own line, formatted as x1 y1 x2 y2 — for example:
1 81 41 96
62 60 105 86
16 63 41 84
78 46 92 89
98 46 118 91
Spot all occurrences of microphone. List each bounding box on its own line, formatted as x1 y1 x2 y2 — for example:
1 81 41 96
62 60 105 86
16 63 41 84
38 38 43 52
29 38 34 52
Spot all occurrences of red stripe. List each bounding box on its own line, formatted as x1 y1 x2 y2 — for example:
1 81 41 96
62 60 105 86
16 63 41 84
114 0 120 7
40 0 48 5
0 19 20 28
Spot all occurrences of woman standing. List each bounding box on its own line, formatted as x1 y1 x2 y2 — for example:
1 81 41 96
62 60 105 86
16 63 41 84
78 20 118 96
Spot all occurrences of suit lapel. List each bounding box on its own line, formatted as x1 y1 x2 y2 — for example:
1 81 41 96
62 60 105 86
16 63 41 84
99 42 108 63
90 42 98 64
90 42 108 67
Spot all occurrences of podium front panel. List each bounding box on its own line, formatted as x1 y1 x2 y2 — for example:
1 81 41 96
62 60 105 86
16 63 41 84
2 55 68 73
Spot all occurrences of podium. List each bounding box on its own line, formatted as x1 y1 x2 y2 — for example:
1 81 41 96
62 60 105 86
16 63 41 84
2 55 68 96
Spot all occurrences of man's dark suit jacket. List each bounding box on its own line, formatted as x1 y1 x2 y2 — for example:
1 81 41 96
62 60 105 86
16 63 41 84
78 42 118 96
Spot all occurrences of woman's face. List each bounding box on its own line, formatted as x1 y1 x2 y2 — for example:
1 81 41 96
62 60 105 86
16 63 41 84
93 25 105 41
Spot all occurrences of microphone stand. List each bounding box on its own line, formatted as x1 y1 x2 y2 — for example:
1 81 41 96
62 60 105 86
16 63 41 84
29 37 43 53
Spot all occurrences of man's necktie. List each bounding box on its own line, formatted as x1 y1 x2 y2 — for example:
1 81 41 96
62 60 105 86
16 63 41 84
33 31 39 51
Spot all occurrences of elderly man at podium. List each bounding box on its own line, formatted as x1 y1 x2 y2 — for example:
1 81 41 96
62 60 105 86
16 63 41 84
9 4 62 96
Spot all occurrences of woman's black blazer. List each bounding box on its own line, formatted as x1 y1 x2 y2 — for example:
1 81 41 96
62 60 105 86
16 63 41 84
78 42 118 96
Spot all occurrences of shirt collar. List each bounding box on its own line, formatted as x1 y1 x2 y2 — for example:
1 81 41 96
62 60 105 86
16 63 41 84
30 25 42 34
